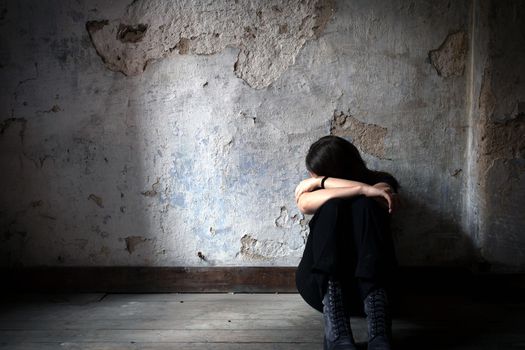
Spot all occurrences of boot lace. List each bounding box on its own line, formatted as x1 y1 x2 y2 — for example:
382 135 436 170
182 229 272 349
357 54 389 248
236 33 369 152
327 279 352 339
365 288 391 340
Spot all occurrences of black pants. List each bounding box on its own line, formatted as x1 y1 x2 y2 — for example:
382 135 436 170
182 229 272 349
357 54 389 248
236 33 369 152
295 195 398 314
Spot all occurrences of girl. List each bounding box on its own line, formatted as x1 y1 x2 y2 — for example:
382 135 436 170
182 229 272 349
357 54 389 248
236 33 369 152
294 135 400 350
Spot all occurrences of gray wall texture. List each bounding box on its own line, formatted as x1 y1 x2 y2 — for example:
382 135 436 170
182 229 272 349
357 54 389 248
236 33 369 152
1 0 523 271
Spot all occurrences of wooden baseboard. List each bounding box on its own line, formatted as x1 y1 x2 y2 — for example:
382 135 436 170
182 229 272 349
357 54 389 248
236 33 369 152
2 266 297 293
2 266 525 299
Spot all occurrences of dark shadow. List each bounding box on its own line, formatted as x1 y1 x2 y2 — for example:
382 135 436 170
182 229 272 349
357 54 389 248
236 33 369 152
380 194 525 349
0 1 151 272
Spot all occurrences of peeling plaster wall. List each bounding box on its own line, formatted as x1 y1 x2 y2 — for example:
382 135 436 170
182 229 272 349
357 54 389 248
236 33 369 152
0 0 523 271
465 0 525 272
85 0 334 89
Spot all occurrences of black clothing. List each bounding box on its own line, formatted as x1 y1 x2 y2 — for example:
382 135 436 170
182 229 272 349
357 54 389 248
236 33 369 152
295 176 398 315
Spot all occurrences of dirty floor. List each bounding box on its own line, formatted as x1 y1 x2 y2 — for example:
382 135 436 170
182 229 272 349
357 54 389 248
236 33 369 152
0 292 524 349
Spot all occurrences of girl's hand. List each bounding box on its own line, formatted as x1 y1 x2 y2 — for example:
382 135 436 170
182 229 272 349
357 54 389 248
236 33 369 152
372 183 401 213
361 185 397 213
294 176 321 203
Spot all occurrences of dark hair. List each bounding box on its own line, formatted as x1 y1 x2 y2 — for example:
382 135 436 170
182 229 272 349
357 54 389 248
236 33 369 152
305 135 400 191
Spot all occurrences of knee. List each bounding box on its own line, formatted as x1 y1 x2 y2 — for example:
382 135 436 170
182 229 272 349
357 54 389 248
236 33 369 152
351 195 383 212
317 196 381 215
318 197 349 212
352 195 374 206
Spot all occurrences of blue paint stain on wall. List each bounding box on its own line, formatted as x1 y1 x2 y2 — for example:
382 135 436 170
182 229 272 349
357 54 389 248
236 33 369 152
169 192 186 207
240 153 257 171
166 152 199 207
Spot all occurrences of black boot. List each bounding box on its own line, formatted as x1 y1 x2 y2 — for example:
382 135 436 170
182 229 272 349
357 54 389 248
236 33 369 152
363 287 392 350
322 278 357 350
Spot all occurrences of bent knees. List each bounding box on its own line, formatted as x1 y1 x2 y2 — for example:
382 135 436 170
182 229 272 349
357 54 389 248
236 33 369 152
321 195 375 208
319 196 384 214
316 197 353 215
352 195 380 209
351 195 390 221
322 196 348 208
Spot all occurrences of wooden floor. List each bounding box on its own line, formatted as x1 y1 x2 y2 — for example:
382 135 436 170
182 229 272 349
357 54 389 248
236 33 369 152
1 292 524 349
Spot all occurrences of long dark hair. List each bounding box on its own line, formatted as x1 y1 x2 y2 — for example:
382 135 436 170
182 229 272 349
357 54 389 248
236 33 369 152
305 135 399 191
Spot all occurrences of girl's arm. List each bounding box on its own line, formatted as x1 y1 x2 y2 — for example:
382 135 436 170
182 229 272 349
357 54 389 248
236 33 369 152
296 181 394 215
294 176 366 201
324 177 396 193
322 177 366 189
297 186 364 215
294 176 394 199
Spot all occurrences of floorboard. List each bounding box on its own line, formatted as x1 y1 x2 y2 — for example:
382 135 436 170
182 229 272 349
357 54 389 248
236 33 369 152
1 292 524 349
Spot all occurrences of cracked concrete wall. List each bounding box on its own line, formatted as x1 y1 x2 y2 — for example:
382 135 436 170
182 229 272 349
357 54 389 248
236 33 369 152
465 0 525 272
0 0 523 271
429 31 468 78
85 0 334 89
330 111 388 159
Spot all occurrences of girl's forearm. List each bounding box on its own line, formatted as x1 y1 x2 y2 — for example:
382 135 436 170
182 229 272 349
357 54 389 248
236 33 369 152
322 177 365 189
322 176 392 192
297 186 364 215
